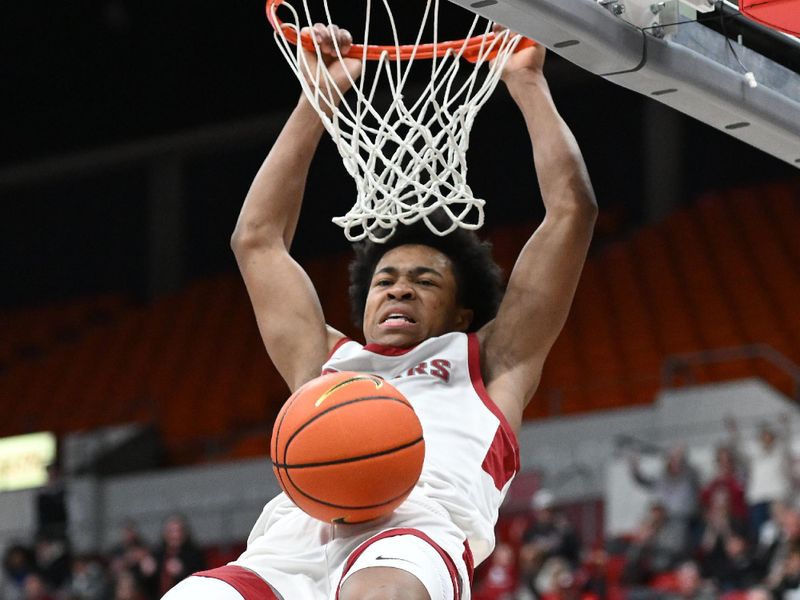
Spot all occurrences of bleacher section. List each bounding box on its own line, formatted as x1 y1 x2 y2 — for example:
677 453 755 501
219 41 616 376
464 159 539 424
1 180 798 464
528 179 800 418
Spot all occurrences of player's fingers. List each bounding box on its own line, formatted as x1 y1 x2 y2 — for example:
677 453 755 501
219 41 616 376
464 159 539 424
303 24 322 44
305 23 353 57
312 23 331 52
323 24 341 55
300 25 315 45
327 24 353 55
339 28 353 55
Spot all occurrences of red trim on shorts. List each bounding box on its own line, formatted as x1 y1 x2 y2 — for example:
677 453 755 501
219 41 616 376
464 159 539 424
327 336 352 361
462 540 475 586
335 528 462 600
467 333 520 491
193 566 279 600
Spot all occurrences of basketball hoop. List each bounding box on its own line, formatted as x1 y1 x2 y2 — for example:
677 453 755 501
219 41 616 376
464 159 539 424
265 0 534 242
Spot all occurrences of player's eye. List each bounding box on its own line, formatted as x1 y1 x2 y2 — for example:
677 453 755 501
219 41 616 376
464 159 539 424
374 279 392 287
417 279 435 287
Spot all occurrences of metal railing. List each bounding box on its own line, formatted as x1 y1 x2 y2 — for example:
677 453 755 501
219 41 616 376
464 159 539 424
661 343 800 402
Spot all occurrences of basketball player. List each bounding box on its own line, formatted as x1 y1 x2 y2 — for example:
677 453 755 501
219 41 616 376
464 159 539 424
164 23 596 600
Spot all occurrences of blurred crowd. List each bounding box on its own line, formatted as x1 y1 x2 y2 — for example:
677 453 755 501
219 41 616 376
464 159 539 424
474 416 798 600
1 517 206 600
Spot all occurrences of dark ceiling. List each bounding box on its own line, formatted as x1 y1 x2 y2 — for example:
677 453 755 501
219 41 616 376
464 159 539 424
3 1 798 309
6 1 280 163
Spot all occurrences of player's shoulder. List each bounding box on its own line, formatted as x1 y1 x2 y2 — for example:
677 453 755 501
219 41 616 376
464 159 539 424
326 325 348 355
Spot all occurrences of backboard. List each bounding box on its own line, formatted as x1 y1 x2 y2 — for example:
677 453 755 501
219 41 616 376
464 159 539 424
448 0 800 168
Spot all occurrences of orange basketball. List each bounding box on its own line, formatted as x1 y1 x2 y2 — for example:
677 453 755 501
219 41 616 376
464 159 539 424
270 371 425 523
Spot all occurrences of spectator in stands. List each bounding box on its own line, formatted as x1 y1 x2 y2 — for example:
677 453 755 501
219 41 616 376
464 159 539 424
36 464 68 540
529 555 603 600
627 562 719 600
141 514 205 598
744 588 770 600
21 573 56 600
533 557 579 600
519 489 581 595
767 543 800 598
629 444 702 541
754 500 789 576
109 521 153 585
112 570 147 600
726 416 794 537
522 489 581 565
32 534 70 592
698 487 749 585
68 555 109 600
623 502 689 585
763 508 800 590
580 547 608 600
703 532 759 592
2 544 35 600
473 542 518 600
668 561 717 600
700 445 747 523
108 519 162 599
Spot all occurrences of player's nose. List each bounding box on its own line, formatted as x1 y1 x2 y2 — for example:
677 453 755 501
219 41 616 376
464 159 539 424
386 280 415 300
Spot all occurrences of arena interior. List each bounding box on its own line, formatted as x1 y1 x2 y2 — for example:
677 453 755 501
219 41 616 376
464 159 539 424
2 1 800 599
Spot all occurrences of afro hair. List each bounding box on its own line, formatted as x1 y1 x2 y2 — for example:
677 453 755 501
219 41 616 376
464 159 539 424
348 219 504 333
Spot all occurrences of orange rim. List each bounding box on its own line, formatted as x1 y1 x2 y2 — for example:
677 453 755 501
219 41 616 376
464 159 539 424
265 0 535 64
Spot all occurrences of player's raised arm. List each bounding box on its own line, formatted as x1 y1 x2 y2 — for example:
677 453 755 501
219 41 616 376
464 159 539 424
482 41 598 431
231 25 361 391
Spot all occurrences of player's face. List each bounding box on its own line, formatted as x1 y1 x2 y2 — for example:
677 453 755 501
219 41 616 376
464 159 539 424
363 244 473 347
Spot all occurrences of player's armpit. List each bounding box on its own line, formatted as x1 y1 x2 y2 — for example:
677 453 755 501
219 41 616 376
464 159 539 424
481 204 596 427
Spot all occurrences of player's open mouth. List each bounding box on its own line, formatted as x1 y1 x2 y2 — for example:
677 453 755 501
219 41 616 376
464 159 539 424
380 313 417 327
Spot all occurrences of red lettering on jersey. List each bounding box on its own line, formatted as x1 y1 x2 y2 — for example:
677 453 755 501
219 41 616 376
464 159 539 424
406 362 428 376
395 360 451 381
430 359 451 383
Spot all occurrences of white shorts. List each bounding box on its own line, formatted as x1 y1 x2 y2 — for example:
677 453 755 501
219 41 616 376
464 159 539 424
162 488 473 600
341 534 458 600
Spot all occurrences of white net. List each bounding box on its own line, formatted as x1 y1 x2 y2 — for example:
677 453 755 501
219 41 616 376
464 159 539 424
269 0 525 242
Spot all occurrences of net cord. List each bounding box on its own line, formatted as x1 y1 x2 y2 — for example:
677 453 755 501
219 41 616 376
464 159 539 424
270 0 523 241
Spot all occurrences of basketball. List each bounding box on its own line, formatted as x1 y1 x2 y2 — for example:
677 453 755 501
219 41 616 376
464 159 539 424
270 371 425 523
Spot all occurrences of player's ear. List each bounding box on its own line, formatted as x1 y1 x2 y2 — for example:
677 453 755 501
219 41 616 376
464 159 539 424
454 307 473 332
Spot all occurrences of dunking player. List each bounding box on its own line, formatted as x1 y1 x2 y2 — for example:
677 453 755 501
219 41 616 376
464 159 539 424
163 23 597 600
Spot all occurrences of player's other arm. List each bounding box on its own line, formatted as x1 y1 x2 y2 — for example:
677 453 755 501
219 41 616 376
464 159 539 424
231 26 359 392
482 43 597 431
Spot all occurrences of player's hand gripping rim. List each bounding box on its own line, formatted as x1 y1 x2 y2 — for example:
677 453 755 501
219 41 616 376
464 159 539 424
298 23 363 106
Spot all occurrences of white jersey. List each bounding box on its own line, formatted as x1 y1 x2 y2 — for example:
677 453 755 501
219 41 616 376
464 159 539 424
224 331 518 599
322 331 520 564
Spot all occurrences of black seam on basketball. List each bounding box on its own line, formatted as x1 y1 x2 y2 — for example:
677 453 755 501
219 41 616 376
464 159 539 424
273 390 302 507
274 391 297 462
272 436 423 469
283 473 419 512
282 396 413 461
277 466 297 508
